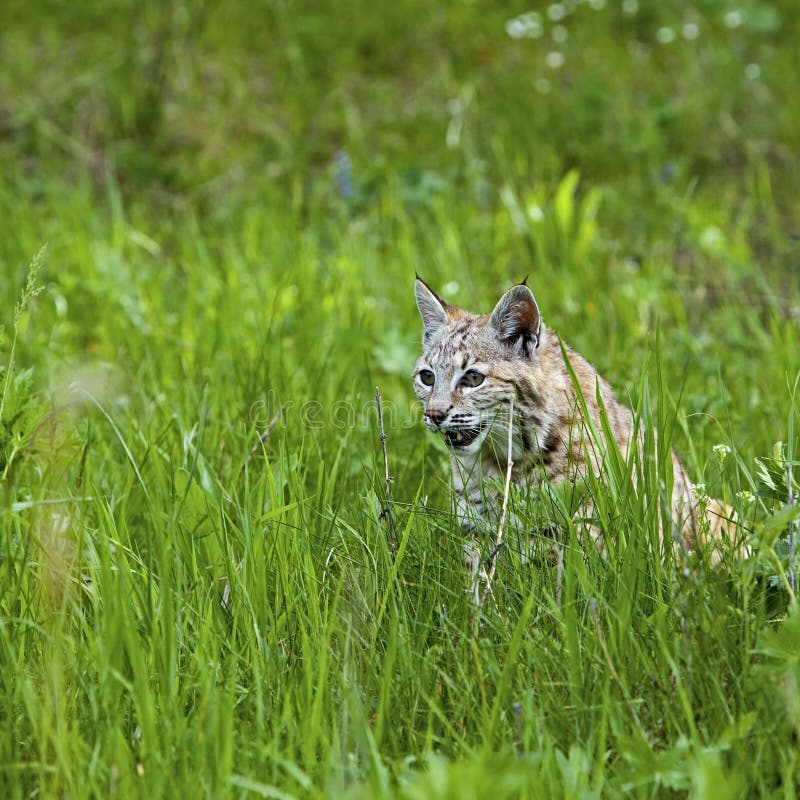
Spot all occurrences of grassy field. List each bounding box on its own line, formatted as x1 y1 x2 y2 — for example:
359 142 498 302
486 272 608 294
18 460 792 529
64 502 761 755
2 1 800 796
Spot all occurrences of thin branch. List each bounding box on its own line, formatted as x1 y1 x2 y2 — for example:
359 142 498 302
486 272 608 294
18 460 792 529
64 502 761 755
375 387 397 560
248 405 285 461
480 391 516 606
555 545 564 609
788 462 797 594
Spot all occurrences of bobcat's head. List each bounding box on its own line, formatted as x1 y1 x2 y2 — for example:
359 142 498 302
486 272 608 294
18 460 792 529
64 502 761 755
412 278 543 453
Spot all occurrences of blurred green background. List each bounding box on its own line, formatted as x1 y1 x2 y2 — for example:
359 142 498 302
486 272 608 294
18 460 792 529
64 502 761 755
2 0 798 439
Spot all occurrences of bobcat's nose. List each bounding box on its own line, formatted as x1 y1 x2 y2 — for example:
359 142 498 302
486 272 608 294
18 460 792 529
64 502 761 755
426 408 449 427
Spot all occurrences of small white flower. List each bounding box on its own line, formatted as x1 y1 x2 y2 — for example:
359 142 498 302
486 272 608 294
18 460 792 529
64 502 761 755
552 25 568 44
713 443 732 462
506 12 543 40
546 51 565 69
506 19 527 39
692 483 708 500
682 23 700 40
548 3 566 21
656 27 676 44
736 490 756 505
745 63 761 80
724 10 743 29
622 0 638 15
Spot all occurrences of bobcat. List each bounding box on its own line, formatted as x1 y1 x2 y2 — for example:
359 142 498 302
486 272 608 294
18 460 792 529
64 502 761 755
412 277 739 565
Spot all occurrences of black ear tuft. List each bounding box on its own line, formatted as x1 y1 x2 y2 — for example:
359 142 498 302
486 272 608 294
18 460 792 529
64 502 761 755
489 285 542 356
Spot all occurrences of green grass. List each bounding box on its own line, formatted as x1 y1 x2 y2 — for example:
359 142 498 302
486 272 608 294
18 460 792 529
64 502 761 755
2 0 800 796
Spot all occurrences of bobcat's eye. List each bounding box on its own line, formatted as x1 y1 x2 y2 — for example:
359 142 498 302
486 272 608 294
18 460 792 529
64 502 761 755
418 369 435 386
460 369 485 388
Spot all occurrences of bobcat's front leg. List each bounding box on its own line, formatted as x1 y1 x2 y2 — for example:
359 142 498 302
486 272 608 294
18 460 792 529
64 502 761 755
453 488 493 602
454 486 498 533
452 461 498 602
450 450 502 530
456 473 565 566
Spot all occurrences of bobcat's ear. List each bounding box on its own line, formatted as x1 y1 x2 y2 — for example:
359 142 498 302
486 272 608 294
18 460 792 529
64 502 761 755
490 285 542 355
415 278 451 342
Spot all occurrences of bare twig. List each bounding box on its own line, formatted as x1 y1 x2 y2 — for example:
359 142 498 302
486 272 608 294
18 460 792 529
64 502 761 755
788 462 797 594
248 405 285 461
375 387 397 560
480 391 516 606
555 546 564 609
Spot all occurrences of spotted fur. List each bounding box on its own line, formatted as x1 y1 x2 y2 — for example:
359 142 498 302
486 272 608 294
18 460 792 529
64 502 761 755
412 278 739 559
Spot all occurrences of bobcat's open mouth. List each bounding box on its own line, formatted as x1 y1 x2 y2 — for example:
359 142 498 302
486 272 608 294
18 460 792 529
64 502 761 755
443 427 482 449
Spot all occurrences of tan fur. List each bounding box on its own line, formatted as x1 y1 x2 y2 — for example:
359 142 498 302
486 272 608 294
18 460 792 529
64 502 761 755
412 279 742 561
